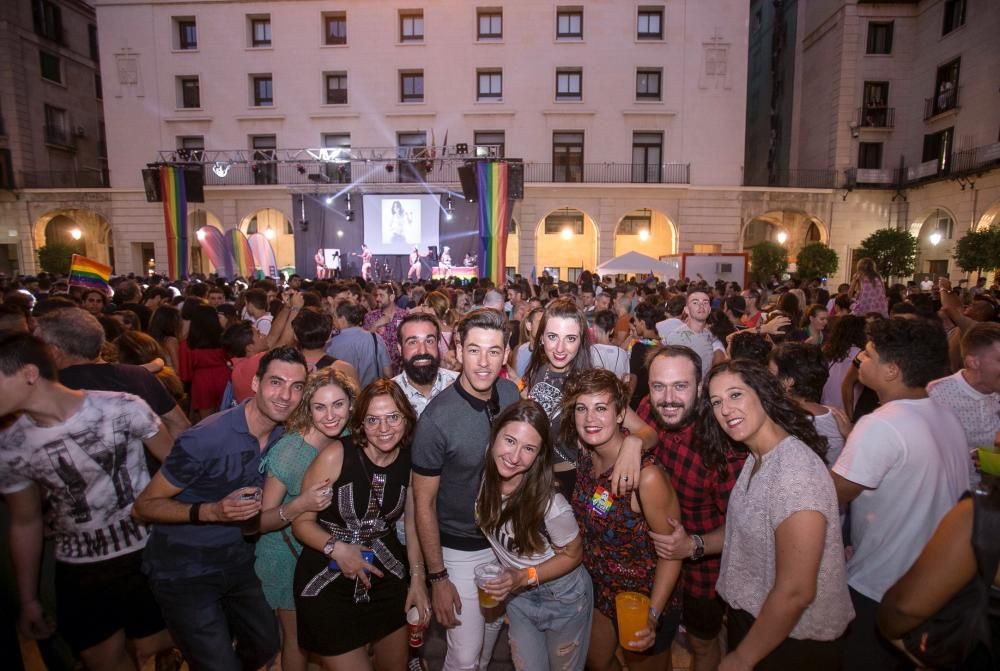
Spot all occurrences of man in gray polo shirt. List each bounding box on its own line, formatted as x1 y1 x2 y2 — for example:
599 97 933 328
325 301 391 387
412 309 519 671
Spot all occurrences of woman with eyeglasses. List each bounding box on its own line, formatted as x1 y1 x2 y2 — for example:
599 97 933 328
293 379 430 670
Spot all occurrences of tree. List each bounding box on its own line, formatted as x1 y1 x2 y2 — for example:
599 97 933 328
36 243 76 275
749 241 789 284
857 228 918 279
795 242 839 281
954 228 1000 279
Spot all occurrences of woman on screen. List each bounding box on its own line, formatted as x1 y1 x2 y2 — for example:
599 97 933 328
387 200 413 245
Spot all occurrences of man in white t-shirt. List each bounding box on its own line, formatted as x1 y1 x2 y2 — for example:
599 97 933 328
664 289 726 379
589 309 630 381
832 317 969 670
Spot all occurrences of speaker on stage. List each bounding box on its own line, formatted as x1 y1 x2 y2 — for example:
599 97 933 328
184 167 205 202
141 169 162 202
507 159 524 200
458 164 478 203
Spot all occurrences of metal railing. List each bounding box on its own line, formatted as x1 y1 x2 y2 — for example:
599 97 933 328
924 84 960 119
953 142 1000 173
844 167 900 189
522 162 690 184
18 169 110 189
858 106 895 129
745 170 840 189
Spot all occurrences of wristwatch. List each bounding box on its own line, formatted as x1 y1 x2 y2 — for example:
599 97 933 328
323 537 339 558
691 534 705 560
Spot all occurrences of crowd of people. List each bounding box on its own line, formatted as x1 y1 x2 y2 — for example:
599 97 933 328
0 256 998 671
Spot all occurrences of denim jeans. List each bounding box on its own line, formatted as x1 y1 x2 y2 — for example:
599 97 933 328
149 562 279 671
442 546 505 671
505 565 592 671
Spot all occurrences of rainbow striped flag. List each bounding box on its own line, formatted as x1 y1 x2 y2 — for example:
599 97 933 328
68 254 112 295
476 161 510 285
196 226 233 279
159 166 189 278
225 228 256 278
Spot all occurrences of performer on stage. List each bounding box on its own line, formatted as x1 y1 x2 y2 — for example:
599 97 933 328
330 250 342 279
407 247 424 282
439 245 453 279
352 244 373 281
314 248 327 279
463 252 477 267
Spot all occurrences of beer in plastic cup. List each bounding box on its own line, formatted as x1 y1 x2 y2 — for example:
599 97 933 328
407 606 424 647
615 591 650 650
473 562 503 608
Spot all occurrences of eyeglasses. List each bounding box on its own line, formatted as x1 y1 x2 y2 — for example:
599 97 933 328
364 413 403 427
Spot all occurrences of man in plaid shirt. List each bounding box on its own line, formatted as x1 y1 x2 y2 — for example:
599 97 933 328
637 344 744 671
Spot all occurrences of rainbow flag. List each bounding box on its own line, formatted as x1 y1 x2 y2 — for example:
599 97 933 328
196 226 232 278
159 166 189 278
248 233 279 279
476 161 510 285
225 228 256 279
68 254 112 295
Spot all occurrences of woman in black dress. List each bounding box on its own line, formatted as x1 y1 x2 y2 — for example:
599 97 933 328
293 379 430 670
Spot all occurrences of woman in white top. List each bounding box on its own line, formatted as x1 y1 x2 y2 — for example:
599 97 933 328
475 400 592 671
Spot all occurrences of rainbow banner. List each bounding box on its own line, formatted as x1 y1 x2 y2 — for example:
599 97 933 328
68 254 112 295
225 228 256 278
159 166 189 278
248 233 279 280
196 226 232 279
475 161 510 285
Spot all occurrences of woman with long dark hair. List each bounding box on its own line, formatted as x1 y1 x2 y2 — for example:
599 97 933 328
820 315 866 412
179 303 229 421
849 257 888 317
475 400 592 671
701 360 853 670
148 303 182 369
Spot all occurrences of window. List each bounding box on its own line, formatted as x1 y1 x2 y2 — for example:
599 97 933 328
175 18 197 50
39 50 61 83
178 136 204 161
252 75 273 106
942 0 966 35
861 81 889 127
567 267 583 282
250 16 271 47
928 260 949 276
923 127 954 172
400 71 424 102
324 12 347 45
866 21 892 54
556 8 583 38
397 131 428 183
400 11 424 41
44 104 68 145
552 131 584 182
95 73 103 100
88 24 99 61
322 133 351 183
931 59 960 116
478 9 502 39
325 73 347 104
474 130 505 157
32 0 63 44
858 142 883 169
556 68 582 101
178 76 200 108
632 132 662 182
637 8 663 39
636 68 662 100
0 149 14 189
544 210 584 234
618 214 652 235
251 135 277 184
477 70 502 100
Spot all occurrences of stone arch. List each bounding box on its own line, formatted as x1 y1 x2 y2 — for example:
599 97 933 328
613 208 678 259
911 207 960 278
534 206 599 282
240 207 295 272
975 199 1000 231
33 208 114 268
189 208 223 275
740 209 828 262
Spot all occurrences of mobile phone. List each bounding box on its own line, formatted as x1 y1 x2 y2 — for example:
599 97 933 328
329 550 376 574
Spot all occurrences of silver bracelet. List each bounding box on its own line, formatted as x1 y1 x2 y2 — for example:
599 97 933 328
278 505 291 523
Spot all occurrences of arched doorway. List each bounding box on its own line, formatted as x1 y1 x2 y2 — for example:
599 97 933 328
34 208 114 269
240 208 295 274
613 208 677 258
742 209 827 263
534 207 598 282
910 208 957 279
189 209 224 275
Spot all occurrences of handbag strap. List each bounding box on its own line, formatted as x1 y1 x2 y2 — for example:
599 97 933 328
279 527 300 559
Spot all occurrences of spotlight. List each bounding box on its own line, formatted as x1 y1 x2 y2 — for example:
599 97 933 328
196 229 206 241
325 196 334 205
346 210 355 222
446 195 454 212
445 212 453 221
337 230 344 237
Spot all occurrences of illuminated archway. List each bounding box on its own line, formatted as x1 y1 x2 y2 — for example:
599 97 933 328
34 208 113 268
534 207 598 282
911 207 958 277
613 208 677 258
741 209 828 266
240 208 295 274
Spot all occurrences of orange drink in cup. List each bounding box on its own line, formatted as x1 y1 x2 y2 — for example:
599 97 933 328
615 591 650 650
474 562 503 608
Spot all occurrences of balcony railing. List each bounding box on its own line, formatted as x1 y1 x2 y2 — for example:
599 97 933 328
18 169 110 189
523 163 690 184
953 142 1000 173
844 167 901 189
745 170 840 189
858 106 895 129
924 84 960 119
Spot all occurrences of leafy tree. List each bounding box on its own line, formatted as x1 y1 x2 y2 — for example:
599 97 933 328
36 243 76 275
749 241 789 284
857 228 918 279
795 243 839 281
954 228 1000 279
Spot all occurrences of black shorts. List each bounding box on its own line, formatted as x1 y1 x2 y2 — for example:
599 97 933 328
54 550 166 654
682 593 727 640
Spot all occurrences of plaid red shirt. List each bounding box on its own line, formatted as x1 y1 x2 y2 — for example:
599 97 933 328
637 397 745 600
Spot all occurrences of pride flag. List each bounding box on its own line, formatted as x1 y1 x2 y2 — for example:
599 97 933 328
248 233 279 279
196 226 232 279
476 161 510 286
68 254 112 295
225 228 256 278
159 166 189 278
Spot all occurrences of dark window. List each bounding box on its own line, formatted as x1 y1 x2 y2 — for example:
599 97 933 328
253 76 273 106
88 24 100 61
32 0 63 44
478 10 502 39
861 81 889 127
474 130 505 157
477 70 502 100
544 210 584 234
922 127 954 172
637 8 663 39
39 50 61 83
557 9 583 38
632 132 662 182
928 259 949 275
180 77 200 108
177 19 197 49
931 59 960 116
556 69 582 100
400 71 424 102
0 149 15 189
636 69 661 100
866 21 893 54
858 142 883 169
44 104 68 145
98 122 108 159
95 73 103 100
324 13 347 44
251 17 271 47
251 135 277 184
552 131 584 182
325 73 347 104
942 0 966 35
400 12 424 41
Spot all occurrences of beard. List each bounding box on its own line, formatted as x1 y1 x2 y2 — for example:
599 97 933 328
403 353 440 385
652 401 697 431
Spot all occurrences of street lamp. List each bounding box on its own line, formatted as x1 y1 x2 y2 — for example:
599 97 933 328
561 227 573 240
776 230 788 244
70 228 82 240
929 231 943 246
638 229 650 241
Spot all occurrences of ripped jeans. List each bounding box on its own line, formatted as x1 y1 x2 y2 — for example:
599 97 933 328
505 565 592 671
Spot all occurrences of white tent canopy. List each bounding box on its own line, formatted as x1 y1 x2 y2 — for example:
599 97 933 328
595 251 672 277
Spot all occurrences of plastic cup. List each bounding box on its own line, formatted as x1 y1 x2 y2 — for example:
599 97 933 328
977 447 1000 476
407 606 424 648
238 487 262 536
473 562 503 608
615 591 650 650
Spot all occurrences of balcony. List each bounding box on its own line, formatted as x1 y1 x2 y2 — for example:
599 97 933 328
953 142 1000 174
18 169 110 189
858 106 895 129
924 84 960 120
524 163 690 184
844 167 901 189
745 170 840 189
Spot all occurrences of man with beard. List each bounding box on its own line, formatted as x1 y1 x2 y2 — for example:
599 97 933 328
364 282 408 375
637 345 744 671
393 313 458 418
134 347 308 671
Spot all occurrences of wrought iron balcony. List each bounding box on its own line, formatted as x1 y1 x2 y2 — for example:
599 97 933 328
844 167 901 189
18 169 110 189
744 170 840 189
924 84 960 119
857 106 895 129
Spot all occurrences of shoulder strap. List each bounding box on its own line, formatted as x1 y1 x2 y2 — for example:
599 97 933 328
314 355 337 370
371 332 381 370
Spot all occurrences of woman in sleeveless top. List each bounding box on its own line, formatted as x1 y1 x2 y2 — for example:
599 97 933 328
849 257 889 317
293 379 430 668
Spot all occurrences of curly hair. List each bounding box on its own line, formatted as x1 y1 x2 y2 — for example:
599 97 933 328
698 359 827 466
822 315 866 363
728 331 772 363
476 400 555 556
865 317 950 388
286 367 360 437
347 378 417 451
769 343 829 403
558 368 630 450
524 297 592 385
